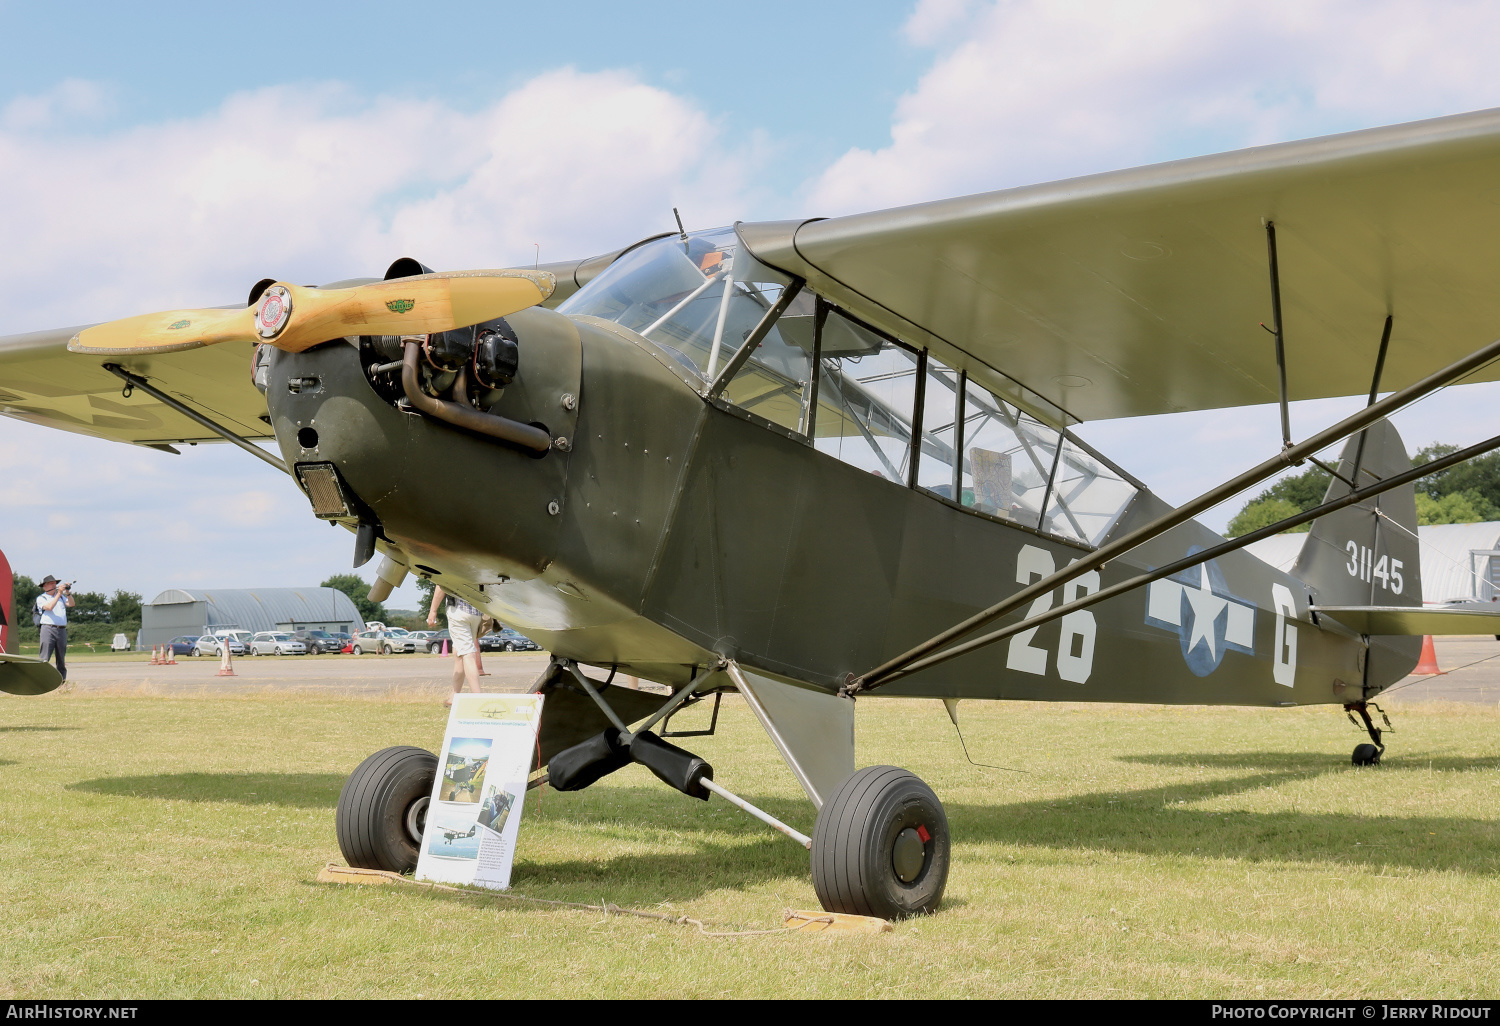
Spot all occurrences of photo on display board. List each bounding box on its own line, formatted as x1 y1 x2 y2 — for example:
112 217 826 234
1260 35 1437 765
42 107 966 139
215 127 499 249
477 784 518 836
423 806 483 861
440 737 491 803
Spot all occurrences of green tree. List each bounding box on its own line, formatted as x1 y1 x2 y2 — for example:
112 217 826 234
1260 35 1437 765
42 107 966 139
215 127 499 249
108 590 143 624
1225 498 1307 538
12 574 41 617
1416 489 1500 525
69 590 113 623
1414 442 1500 508
1225 464 1331 537
321 573 386 625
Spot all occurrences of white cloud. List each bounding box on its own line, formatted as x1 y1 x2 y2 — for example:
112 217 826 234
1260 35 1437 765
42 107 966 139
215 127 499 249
808 0 1500 214
0 66 754 606
1 78 112 131
0 68 751 334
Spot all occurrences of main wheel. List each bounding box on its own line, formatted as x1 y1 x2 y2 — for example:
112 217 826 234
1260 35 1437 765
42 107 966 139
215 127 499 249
811 766 950 920
1352 743 1382 766
336 746 437 873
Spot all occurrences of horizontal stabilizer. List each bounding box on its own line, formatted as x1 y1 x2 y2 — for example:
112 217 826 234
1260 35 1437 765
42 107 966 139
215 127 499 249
0 652 64 695
1315 606 1500 636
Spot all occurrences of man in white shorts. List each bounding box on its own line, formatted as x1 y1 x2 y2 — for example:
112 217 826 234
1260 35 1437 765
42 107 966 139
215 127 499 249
427 585 482 707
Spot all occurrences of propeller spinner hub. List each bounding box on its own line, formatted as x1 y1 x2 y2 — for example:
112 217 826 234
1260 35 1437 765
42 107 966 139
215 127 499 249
255 285 293 340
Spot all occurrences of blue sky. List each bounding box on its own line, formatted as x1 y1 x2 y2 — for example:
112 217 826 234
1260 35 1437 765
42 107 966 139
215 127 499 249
6 0 1500 609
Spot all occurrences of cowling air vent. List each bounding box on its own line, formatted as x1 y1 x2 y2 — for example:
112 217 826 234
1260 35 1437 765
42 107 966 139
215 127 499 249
296 462 353 519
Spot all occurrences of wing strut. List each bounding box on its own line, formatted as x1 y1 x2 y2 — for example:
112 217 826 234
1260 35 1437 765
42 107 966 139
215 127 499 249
849 328 1500 695
1351 315 1395 484
103 365 288 475
849 428 1500 691
1264 221 1292 451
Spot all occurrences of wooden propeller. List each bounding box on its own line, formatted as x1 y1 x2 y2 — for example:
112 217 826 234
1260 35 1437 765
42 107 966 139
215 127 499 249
67 269 556 355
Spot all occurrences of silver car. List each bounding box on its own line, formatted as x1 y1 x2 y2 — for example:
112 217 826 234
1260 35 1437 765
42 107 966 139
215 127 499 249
249 631 308 656
193 634 247 657
350 629 415 655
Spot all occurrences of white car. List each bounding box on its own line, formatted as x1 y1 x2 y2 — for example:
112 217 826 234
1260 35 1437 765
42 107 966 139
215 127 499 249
249 632 308 656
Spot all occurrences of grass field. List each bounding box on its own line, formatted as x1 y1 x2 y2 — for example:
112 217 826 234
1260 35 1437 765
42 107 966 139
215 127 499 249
2 689 1498 999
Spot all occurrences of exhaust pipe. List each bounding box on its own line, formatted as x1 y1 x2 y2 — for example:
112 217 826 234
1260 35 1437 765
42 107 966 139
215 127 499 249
400 340 552 452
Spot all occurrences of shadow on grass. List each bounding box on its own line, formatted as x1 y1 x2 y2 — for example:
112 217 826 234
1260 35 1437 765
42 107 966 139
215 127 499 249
0 725 79 732
948 758 1500 875
68 772 345 808
1120 751 1500 773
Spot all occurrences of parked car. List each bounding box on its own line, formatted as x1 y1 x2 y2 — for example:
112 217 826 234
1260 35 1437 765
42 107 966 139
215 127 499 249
290 629 341 654
479 628 541 652
193 634 247 657
164 636 199 656
349 629 415 655
408 630 435 641
249 632 308 656
424 629 451 654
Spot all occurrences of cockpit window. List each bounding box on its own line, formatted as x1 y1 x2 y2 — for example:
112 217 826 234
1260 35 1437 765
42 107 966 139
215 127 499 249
560 230 788 364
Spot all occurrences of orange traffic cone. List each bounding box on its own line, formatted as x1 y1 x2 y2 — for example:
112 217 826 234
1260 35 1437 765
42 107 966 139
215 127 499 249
217 638 236 677
150 646 161 665
1413 635 1441 675
165 643 176 666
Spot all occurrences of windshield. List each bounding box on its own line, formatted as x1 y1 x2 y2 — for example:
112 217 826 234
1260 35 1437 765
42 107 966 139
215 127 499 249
558 227 795 382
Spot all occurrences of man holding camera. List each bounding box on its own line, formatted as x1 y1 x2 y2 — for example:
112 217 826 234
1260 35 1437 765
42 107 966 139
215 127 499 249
35 575 75 683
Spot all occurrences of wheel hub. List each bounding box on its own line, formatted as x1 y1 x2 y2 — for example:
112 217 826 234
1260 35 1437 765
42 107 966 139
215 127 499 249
405 795 429 845
892 826 926 883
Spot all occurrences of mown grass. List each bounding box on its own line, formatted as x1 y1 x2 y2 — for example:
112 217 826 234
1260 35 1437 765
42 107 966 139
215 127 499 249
1 691 1498 998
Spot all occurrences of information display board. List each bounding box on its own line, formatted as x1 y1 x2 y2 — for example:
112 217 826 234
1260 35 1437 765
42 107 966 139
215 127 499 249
415 693 544 890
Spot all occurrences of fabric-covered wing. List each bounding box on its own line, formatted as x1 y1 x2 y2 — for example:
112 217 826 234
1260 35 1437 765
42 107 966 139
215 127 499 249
0 323 269 446
749 107 1500 424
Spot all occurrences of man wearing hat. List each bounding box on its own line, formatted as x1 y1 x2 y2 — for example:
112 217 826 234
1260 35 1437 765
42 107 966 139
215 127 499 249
36 576 74 683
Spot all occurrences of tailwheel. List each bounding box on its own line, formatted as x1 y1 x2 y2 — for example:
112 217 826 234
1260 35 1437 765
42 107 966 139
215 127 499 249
811 766 950 920
336 746 437 873
1345 701 1391 768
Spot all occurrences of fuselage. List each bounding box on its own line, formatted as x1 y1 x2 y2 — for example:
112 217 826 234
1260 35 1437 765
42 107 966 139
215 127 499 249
265 296 1395 709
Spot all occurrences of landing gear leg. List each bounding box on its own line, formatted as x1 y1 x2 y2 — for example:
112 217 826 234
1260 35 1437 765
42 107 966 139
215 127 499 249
1345 701 1391 766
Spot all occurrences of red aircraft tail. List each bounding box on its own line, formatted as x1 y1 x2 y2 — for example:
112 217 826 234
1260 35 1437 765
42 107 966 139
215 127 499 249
0 545 12 653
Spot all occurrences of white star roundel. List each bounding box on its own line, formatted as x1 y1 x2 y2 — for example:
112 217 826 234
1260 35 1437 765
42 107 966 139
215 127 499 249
1144 558 1255 676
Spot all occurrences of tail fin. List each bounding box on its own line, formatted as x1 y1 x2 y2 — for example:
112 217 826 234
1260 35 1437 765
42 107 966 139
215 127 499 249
1291 417 1421 684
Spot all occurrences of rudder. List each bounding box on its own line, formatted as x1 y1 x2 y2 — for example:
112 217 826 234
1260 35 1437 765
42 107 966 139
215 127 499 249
1291 418 1421 685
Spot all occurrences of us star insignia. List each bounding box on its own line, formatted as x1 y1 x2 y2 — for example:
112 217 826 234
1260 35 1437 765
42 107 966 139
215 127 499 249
1145 559 1255 677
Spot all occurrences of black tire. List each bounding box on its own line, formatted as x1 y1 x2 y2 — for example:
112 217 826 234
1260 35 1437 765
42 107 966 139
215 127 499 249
504 642 515 652
336 746 437 873
1352 743 1382 766
811 765 950 920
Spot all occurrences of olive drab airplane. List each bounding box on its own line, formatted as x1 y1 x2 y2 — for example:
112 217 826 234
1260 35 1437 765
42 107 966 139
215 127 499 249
11 108 1500 920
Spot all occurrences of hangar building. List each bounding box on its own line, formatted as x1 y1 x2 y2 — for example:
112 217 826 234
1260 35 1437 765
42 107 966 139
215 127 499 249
138 587 363 650
1246 521 1500 603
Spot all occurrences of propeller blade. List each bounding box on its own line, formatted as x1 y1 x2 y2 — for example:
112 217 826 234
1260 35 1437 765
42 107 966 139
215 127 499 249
68 307 256 355
67 269 555 356
268 270 555 352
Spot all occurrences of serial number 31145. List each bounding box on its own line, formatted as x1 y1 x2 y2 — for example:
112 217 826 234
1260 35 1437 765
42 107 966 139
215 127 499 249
1345 541 1404 593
